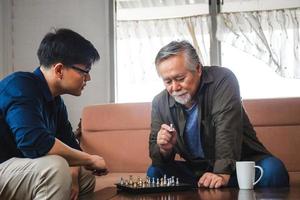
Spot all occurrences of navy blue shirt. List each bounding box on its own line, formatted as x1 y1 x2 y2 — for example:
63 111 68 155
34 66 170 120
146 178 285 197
0 67 81 164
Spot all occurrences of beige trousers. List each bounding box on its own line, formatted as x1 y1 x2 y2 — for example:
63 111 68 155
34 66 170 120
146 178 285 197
0 155 95 200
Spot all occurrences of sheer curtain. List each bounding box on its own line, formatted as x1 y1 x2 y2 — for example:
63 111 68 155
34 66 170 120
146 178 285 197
116 15 210 102
217 8 300 78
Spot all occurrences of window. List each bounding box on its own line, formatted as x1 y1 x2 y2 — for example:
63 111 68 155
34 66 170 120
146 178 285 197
222 43 300 99
219 1 300 98
115 0 209 102
115 0 300 102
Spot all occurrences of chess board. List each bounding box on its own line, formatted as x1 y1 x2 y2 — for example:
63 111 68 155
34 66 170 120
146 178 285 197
115 182 193 194
115 175 194 194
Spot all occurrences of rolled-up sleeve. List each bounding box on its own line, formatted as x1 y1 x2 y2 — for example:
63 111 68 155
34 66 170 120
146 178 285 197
4 94 56 158
2 75 57 158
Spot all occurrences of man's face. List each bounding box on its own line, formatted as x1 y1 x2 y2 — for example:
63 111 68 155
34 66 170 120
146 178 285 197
157 53 201 108
62 64 91 96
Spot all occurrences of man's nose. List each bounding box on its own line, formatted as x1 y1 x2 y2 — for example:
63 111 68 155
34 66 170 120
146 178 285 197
85 73 91 81
171 80 181 91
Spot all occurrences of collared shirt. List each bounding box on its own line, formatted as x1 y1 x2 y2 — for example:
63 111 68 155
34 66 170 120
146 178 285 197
0 67 81 164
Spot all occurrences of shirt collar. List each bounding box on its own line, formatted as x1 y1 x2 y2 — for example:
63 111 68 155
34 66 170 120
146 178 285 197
196 66 213 96
33 67 54 102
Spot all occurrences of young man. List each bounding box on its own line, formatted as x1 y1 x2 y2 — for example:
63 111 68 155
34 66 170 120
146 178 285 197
0 28 106 199
147 40 289 188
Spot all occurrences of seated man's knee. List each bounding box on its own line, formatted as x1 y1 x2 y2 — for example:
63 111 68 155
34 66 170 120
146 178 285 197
256 156 289 187
35 155 72 186
31 155 72 199
147 165 164 178
39 155 69 172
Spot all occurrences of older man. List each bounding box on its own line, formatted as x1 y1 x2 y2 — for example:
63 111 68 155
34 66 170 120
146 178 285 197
147 40 289 188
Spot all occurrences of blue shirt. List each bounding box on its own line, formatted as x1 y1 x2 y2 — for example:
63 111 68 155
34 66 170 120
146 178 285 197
184 103 204 158
0 67 81 164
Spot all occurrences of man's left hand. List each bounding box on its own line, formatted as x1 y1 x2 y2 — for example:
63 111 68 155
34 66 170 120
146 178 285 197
198 172 230 188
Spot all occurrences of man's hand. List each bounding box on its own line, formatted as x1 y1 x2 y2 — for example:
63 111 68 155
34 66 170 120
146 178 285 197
85 155 106 171
70 167 80 200
157 124 177 155
48 138 107 173
198 172 230 188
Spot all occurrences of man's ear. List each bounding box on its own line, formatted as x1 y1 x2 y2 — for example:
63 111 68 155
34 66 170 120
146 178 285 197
53 63 64 79
196 64 202 77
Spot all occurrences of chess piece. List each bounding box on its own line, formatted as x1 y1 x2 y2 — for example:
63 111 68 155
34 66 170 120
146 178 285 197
170 123 175 132
129 175 133 185
133 182 137 188
160 178 164 187
167 178 171 186
138 177 142 187
163 174 167 185
176 177 179 185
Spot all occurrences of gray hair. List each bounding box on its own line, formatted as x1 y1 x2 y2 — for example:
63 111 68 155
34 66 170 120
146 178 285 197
155 40 201 72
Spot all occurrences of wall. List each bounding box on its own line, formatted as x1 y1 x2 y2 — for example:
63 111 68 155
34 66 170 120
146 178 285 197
1 0 112 128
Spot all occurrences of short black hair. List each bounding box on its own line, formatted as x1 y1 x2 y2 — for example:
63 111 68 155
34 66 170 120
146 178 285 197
37 28 100 68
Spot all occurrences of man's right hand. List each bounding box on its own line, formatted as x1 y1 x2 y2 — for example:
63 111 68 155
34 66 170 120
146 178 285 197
157 124 177 155
48 138 108 171
85 155 106 171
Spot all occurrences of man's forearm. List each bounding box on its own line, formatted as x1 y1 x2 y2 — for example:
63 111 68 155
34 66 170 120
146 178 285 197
48 138 92 166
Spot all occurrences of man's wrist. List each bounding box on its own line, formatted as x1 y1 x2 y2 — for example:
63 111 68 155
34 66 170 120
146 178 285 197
70 166 80 176
159 148 172 157
86 154 94 166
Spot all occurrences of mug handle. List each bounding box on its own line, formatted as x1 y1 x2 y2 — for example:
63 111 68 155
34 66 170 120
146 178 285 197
253 165 264 185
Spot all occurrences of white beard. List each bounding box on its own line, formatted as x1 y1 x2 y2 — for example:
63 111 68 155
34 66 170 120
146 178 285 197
172 90 192 105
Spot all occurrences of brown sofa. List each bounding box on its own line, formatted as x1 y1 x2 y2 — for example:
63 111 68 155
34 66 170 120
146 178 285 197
80 98 300 191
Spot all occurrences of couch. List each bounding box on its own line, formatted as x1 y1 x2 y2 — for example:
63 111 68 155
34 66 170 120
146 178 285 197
80 98 300 191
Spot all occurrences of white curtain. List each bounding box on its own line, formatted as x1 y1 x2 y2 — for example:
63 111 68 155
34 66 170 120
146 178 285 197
116 15 210 102
217 8 300 78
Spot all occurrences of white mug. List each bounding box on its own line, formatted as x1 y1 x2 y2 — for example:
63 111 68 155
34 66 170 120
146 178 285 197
238 189 256 200
236 161 264 189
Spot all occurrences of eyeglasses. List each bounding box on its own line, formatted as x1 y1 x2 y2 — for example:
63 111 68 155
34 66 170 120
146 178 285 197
68 65 91 76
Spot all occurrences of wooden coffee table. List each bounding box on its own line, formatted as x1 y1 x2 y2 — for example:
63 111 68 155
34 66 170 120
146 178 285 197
92 185 300 200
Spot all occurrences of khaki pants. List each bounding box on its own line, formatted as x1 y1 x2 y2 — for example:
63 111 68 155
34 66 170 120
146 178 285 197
0 155 95 200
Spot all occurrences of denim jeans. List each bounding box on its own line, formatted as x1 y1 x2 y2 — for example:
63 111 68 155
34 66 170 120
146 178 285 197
147 156 289 187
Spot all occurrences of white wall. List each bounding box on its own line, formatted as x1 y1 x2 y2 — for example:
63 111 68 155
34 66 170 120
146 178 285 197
1 0 112 128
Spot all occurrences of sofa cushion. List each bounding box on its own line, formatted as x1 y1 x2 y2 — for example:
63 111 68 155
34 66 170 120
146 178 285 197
81 130 151 172
255 126 300 172
81 103 152 172
243 98 300 172
243 98 300 126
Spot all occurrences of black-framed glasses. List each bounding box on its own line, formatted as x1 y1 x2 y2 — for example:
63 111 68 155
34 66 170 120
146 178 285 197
68 65 91 76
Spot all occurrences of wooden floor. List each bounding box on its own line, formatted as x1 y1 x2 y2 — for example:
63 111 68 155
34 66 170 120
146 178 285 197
92 185 300 200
